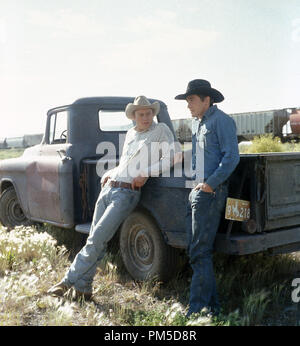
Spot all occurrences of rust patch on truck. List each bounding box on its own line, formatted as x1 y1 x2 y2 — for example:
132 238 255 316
26 159 62 222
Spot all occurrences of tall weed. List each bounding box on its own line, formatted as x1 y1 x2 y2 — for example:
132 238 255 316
243 135 283 153
240 135 300 154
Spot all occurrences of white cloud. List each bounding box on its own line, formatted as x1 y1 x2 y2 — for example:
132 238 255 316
20 8 220 87
25 7 219 59
26 8 106 39
124 9 219 44
99 10 219 72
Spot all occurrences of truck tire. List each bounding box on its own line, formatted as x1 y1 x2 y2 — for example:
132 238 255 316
0 186 32 228
119 210 179 282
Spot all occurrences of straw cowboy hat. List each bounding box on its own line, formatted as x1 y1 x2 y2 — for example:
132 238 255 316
175 79 224 103
125 96 160 119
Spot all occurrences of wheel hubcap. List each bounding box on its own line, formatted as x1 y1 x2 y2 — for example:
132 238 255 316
129 226 154 271
9 199 26 223
135 229 152 264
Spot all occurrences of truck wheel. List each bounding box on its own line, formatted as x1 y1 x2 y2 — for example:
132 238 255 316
0 187 32 228
119 210 179 282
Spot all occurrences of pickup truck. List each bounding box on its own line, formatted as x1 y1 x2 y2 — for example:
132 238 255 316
1 97 300 282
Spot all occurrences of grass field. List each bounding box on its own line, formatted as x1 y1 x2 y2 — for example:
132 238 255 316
0 224 299 326
0 148 25 160
0 139 300 326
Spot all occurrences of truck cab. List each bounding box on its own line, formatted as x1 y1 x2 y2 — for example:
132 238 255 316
0 97 172 227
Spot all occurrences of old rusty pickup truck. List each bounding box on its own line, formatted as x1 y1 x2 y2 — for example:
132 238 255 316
1 97 300 281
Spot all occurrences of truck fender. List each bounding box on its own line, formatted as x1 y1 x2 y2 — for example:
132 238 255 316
0 179 30 220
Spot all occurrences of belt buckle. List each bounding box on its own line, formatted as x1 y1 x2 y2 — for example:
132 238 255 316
110 180 117 188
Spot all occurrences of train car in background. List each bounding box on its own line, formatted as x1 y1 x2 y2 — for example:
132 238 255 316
1 134 43 149
231 107 300 143
172 107 300 143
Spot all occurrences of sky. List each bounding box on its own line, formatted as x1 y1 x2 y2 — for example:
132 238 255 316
0 0 299 138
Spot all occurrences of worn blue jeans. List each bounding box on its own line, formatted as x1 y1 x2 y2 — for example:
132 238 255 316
186 183 228 316
62 185 141 293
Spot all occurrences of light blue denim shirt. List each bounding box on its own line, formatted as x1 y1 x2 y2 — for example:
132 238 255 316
191 105 240 190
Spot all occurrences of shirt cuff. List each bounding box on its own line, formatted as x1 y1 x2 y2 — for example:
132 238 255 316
205 177 220 191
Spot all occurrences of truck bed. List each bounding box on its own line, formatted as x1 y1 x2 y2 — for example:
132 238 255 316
77 151 300 255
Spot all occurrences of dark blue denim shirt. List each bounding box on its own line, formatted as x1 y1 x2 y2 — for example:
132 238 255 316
191 105 240 190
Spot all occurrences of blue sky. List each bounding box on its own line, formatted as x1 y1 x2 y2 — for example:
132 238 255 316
0 0 299 137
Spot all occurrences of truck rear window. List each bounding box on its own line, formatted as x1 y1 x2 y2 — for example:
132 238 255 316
99 110 133 132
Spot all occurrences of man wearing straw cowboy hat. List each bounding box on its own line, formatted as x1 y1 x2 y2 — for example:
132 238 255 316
48 95 181 299
175 79 240 317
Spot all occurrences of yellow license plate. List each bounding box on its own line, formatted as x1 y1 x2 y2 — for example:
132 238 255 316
225 198 250 221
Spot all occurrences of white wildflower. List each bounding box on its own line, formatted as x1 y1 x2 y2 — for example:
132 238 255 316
186 315 213 326
57 301 75 319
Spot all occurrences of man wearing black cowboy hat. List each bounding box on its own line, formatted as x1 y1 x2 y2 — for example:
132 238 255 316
175 79 240 317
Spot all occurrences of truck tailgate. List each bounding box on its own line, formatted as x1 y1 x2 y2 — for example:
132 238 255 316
265 153 300 230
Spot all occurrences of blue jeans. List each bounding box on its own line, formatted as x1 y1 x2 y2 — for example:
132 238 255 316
186 183 228 315
62 185 141 293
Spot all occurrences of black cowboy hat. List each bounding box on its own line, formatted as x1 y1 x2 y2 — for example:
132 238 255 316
175 79 224 103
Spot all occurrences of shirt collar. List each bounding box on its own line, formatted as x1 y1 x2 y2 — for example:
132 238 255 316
193 105 218 123
202 105 217 120
133 120 157 134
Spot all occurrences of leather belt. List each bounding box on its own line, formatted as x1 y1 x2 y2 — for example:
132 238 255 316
108 180 141 191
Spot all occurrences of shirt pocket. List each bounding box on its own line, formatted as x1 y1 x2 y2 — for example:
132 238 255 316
198 124 218 148
197 125 211 148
